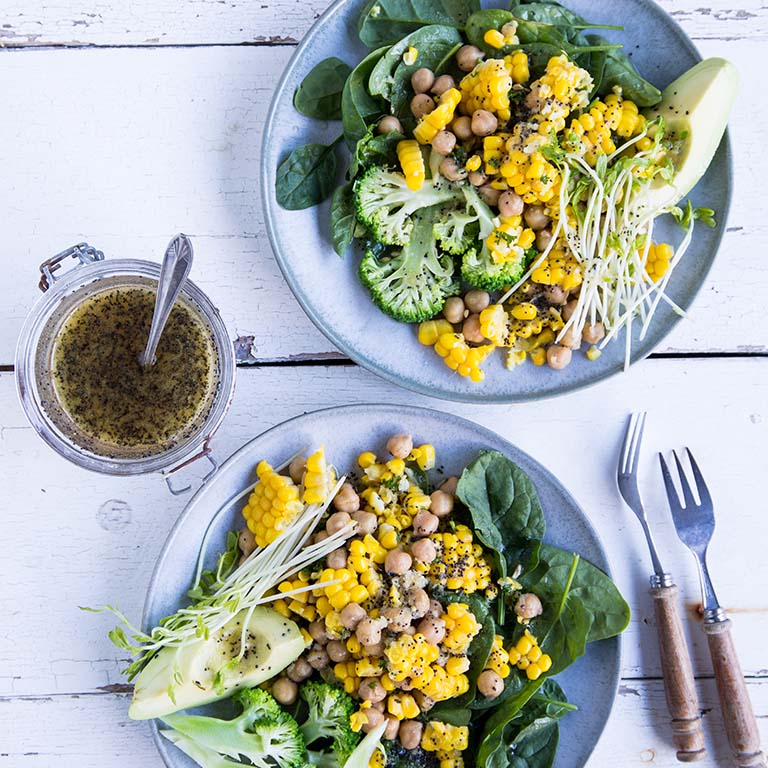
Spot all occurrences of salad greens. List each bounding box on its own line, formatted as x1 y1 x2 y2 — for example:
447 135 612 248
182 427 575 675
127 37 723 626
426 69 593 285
293 57 352 120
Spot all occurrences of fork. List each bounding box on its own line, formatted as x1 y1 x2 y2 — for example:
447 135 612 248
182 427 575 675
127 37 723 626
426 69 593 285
618 413 706 762
660 448 766 768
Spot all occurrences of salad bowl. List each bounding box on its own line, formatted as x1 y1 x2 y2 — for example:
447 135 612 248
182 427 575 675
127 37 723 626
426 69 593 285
261 0 732 402
142 404 622 767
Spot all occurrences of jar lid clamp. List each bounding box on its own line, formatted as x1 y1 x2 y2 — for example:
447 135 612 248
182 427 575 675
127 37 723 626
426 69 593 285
39 243 105 292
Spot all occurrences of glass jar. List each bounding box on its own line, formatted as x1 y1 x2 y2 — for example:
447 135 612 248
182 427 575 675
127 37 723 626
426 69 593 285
16 243 236 483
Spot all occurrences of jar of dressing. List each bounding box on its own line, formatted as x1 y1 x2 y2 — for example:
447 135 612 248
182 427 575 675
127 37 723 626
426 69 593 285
16 243 236 486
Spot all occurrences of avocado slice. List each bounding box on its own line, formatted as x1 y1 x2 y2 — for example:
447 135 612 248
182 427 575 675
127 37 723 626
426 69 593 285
128 606 304 720
640 58 738 211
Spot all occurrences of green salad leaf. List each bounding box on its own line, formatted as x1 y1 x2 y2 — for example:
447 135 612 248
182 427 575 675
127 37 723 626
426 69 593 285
294 57 353 120
358 0 480 48
587 34 662 106
329 182 357 256
348 124 404 179
342 47 389 148
276 139 341 210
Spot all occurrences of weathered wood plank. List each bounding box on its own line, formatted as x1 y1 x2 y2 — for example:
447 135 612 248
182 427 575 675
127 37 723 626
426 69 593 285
0 41 764 366
0 0 764 47
1 358 766 696
2 678 768 766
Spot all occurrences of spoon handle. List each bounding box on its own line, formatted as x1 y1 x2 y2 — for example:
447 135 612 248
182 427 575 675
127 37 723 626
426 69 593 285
139 234 194 367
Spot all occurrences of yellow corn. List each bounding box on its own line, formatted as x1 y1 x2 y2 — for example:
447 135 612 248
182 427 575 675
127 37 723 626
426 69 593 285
418 318 454 346
422 722 470 752
644 241 673 282
511 302 537 321
387 693 420 720
403 46 418 66
507 50 529 84
397 139 425 190
530 246 583 292
530 347 547 366
433 332 495 383
485 216 534 265
479 304 511 347
460 58 514 123
483 29 506 49
465 154 482 172
586 345 601 361
525 55 593 132
414 88 462 144
303 446 336 506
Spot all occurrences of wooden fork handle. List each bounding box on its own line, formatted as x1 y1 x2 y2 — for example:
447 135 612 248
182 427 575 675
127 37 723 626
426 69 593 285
703 620 766 767
650 584 707 762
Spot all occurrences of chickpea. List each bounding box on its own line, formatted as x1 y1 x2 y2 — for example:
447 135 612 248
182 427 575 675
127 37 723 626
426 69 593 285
411 93 436 119
377 115 403 135
431 74 456 96
309 619 329 643
307 645 330 670
457 44 484 72
314 530 329 544
439 156 468 182
238 528 256 559
362 708 385 733
399 720 424 750
411 537 437 563
477 669 504 699
498 190 524 218
443 296 465 324
385 548 413 574
333 482 360 513
363 641 384 656
326 639 351 663
478 184 501 206
417 616 446 645
412 510 439 536
463 313 485 343
387 433 413 459
360 677 387 703
429 489 453 518
468 170 488 187
431 129 456 155
288 455 306 484
524 205 551 230
356 617 384 646
543 284 568 305
326 547 348 570
326 510 352 536
402 625 417 636
384 715 401 740
341 601 367 630
272 677 298 705
562 299 577 322
411 67 435 94
382 606 413 631
463 291 489 315
439 475 459 495
427 599 442 618
352 510 377 535
514 592 544 620
547 344 573 370
536 227 553 252
409 588 431 619
471 109 498 137
582 321 605 344
413 691 435 712
559 324 582 350
451 115 474 141
286 657 313 683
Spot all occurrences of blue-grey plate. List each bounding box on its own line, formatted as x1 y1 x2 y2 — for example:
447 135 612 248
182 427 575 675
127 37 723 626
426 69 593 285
144 404 622 768
261 0 732 402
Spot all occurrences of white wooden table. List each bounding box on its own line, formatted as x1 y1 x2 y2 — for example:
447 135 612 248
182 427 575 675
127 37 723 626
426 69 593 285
1 1 766 765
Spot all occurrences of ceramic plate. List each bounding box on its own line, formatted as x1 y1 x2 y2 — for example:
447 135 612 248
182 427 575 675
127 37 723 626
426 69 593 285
144 404 622 768
261 0 732 402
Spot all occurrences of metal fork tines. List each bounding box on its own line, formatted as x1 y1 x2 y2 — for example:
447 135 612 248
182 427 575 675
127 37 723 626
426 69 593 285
658 448 724 624
618 412 671 587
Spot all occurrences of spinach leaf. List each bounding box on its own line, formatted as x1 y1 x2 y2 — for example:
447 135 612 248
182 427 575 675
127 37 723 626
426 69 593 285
293 57 352 120
329 182 357 257
348 124 404 179
456 450 546 580
358 0 479 48
368 25 463 117
588 34 661 106
275 139 341 210
476 679 575 768
342 47 389 149
522 544 630 674
511 2 621 43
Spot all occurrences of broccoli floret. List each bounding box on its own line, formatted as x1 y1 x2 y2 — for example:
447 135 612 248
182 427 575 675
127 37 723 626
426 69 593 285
359 207 459 323
354 166 463 246
162 687 307 768
299 680 360 766
433 206 480 256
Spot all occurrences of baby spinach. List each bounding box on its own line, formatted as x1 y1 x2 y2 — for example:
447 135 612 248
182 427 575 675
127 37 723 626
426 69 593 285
342 47 389 148
456 450 546 581
368 25 463 116
348 124 404 178
358 0 480 48
329 183 357 256
293 57 352 120
522 544 630 674
276 139 341 210
588 34 661 106
511 2 621 44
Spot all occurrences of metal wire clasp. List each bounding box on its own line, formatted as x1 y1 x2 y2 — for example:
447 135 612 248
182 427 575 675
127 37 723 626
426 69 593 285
39 242 105 292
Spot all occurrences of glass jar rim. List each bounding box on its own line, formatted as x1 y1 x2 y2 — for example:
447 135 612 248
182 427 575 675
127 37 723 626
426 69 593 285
15 258 236 476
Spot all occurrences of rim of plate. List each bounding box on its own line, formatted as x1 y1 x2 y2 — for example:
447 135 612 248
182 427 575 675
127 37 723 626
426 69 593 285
261 0 733 403
145 403 622 767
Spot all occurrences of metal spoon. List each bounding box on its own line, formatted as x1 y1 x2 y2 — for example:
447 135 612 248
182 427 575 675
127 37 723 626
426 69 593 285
138 233 194 368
